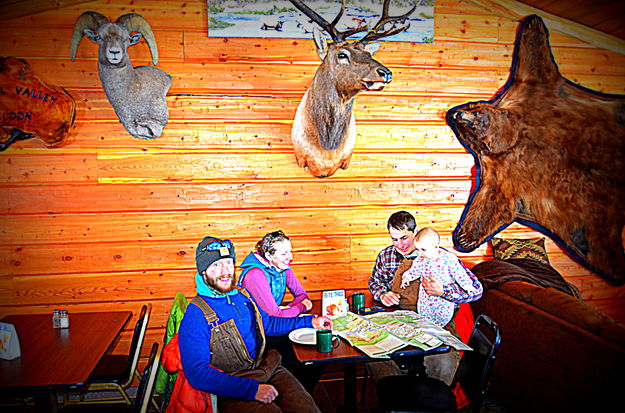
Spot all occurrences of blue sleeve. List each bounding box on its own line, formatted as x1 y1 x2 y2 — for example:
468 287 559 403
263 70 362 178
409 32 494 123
178 304 259 400
256 299 313 336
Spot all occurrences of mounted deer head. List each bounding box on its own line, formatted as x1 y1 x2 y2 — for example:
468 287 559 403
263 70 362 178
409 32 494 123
289 0 415 178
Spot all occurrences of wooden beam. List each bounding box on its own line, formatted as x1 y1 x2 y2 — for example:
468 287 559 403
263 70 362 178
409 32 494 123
466 0 625 55
0 0 95 21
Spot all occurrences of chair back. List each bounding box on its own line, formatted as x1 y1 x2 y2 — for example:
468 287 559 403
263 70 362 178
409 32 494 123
133 342 160 413
128 304 152 375
452 313 501 412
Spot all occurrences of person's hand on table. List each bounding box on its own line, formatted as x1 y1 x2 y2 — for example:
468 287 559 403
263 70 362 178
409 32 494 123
380 291 400 306
255 383 278 404
301 298 313 311
422 275 444 296
312 316 333 330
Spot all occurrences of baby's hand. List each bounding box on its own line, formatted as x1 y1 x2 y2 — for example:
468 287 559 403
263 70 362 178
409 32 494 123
400 273 412 289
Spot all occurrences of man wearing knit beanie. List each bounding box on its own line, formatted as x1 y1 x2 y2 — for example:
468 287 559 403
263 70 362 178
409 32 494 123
195 236 237 293
176 235 332 413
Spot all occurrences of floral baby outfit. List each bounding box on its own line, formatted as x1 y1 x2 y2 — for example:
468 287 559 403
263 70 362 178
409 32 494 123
401 248 482 326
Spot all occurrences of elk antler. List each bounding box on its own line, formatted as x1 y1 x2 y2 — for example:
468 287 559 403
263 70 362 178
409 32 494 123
290 0 416 45
289 0 369 43
359 0 417 44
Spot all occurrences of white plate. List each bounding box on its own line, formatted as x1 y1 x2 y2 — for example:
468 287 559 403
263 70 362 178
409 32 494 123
289 328 317 345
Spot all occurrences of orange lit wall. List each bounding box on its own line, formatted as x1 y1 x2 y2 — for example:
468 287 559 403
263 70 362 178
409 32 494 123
1 0 624 364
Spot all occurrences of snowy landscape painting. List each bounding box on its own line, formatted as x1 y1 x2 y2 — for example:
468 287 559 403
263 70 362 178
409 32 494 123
207 0 435 43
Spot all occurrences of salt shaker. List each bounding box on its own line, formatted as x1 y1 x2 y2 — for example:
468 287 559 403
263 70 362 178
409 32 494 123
59 310 70 328
53 309 61 328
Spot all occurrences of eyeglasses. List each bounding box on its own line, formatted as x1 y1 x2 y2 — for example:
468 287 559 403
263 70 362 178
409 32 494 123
201 239 233 252
268 230 285 238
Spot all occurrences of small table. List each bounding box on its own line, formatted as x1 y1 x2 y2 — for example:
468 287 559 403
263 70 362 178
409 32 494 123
292 324 450 412
0 311 132 409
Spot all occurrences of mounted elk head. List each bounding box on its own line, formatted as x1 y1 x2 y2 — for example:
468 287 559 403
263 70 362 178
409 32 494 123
289 0 415 178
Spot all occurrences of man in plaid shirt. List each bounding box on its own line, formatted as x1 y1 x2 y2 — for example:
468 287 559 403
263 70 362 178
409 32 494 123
369 211 419 306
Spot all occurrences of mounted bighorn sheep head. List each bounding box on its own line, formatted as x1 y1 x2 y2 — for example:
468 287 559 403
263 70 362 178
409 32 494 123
289 0 415 178
70 11 172 139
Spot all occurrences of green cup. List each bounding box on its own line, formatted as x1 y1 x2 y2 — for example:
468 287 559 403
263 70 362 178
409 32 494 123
348 292 365 314
316 329 341 353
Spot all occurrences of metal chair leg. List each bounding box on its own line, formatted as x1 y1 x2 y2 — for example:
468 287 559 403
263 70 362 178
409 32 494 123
360 368 369 405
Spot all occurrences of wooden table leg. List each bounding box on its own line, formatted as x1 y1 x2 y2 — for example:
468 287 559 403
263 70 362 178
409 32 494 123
342 362 357 412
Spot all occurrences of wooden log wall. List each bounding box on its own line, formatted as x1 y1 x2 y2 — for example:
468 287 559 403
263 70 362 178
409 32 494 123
1 0 624 365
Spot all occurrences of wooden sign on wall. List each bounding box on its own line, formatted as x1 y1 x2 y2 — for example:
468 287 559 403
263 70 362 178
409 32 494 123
0 56 75 151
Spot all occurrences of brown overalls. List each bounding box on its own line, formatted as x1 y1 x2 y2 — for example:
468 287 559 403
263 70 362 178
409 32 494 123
191 289 320 413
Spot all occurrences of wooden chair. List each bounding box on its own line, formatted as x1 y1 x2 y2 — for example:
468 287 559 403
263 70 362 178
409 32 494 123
71 304 152 405
59 342 161 413
376 314 501 413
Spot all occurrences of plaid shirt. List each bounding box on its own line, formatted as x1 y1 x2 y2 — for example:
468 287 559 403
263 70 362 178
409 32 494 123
369 246 475 303
369 245 406 301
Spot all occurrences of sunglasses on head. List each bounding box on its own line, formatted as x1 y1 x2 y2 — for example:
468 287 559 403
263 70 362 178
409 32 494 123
268 230 285 238
201 239 233 252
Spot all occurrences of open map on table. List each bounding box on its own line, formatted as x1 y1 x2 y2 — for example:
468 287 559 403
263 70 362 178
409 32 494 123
332 310 471 358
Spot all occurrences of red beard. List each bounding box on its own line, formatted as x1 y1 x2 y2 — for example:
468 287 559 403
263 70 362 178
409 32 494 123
204 274 236 294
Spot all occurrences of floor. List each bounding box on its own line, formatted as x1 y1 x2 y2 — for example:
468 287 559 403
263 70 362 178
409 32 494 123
311 362 508 413
1 364 508 413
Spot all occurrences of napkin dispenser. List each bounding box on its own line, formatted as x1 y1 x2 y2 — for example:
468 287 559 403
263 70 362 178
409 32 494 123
0 322 21 360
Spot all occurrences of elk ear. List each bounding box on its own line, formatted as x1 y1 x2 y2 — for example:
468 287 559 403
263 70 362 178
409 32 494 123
364 42 381 56
313 27 329 60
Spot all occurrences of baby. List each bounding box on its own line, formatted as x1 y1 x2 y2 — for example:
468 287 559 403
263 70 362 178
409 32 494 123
399 228 482 326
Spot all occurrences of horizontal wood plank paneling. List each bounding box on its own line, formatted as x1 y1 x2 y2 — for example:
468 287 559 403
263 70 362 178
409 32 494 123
1 235 352 275
1 206 474 245
0 154 99 184
58 90 492 123
6 50 624 94
3 180 473 214
2 0 623 366
0 122 467 152
93 152 475 182
0 28 184 60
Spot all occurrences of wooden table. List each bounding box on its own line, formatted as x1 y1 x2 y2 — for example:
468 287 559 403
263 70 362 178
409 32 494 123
292 315 450 412
0 311 132 409
293 339 450 412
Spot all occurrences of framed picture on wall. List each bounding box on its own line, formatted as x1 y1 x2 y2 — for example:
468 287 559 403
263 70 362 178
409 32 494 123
207 0 434 43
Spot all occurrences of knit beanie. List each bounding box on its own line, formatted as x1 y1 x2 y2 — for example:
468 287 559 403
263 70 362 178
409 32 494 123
195 236 236 274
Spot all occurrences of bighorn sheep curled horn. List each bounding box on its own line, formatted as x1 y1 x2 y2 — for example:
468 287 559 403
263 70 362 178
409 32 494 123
70 11 172 139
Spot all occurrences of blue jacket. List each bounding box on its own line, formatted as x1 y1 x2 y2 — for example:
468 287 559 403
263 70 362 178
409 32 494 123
178 290 313 400
239 251 287 305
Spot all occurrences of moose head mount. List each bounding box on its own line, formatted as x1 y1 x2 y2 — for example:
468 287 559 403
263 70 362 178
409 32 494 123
289 0 416 178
